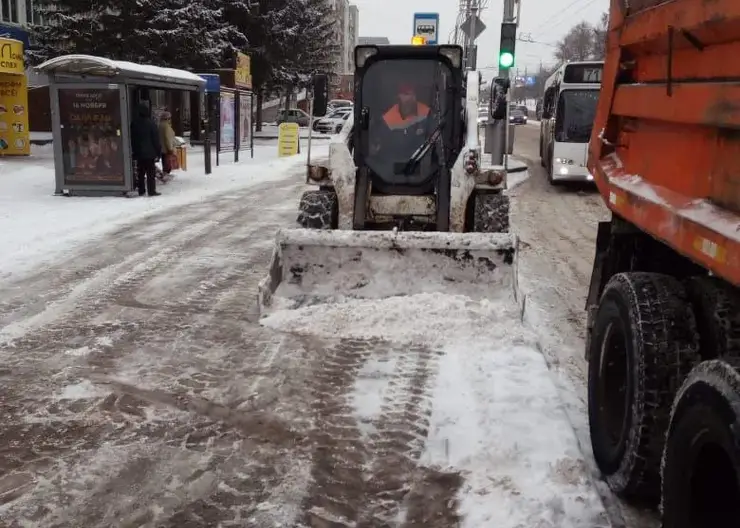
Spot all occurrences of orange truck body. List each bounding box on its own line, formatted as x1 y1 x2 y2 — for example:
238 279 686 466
588 0 740 286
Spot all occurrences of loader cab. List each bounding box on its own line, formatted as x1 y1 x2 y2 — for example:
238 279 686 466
353 45 464 199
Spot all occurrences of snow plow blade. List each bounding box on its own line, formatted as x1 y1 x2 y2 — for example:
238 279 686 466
258 228 520 311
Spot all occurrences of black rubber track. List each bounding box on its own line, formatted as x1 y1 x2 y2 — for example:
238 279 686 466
587 272 700 504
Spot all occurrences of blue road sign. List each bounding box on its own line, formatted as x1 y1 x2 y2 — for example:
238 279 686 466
526 76 536 86
413 13 440 45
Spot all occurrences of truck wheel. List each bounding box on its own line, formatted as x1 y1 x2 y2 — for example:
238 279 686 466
661 360 740 527
686 276 740 361
472 192 510 233
587 272 700 503
297 189 338 229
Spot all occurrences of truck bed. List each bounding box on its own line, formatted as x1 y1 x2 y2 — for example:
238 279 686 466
588 0 740 285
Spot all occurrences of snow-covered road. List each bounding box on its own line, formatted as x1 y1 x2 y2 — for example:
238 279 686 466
0 131 656 527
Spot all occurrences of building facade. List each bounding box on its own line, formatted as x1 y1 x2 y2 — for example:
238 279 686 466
0 0 38 47
345 4 358 73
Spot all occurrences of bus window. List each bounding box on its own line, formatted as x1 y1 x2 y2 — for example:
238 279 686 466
554 90 599 143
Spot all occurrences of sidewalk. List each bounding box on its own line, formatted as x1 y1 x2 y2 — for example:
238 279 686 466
0 142 328 281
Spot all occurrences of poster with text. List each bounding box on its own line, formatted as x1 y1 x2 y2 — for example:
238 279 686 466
238 94 252 150
0 73 29 155
220 91 235 151
58 88 125 186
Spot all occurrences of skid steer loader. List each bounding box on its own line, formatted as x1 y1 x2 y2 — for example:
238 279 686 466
259 44 519 309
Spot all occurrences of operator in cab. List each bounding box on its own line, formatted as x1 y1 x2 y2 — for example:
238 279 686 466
371 83 431 160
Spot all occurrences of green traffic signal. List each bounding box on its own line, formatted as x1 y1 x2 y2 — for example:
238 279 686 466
499 51 514 68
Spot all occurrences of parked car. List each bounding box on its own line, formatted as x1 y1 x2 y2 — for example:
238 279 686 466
312 108 351 131
327 99 353 112
277 108 310 127
315 109 351 134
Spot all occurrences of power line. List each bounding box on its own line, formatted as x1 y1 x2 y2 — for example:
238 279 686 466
535 0 602 39
525 0 600 39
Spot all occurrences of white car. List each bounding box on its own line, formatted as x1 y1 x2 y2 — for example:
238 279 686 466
327 99 353 113
313 108 352 134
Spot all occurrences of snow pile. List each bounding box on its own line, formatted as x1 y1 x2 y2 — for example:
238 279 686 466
261 292 610 527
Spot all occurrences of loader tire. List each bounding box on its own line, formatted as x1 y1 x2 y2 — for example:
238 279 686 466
472 192 510 233
587 272 700 504
661 360 740 527
297 189 338 230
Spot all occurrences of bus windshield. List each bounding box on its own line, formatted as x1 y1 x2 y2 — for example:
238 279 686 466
554 89 599 143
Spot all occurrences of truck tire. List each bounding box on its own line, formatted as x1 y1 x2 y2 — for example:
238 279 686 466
661 360 740 527
297 189 338 230
686 276 740 361
587 272 700 503
472 192 510 233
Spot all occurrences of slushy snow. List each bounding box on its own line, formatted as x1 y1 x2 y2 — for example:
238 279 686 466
261 291 611 527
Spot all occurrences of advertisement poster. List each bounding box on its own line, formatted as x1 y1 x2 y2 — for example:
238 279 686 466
58 88 125 185
0 37 29 156
220 91 235 151
235 53 252 90
0 73 29 155
238 94 252 150
278 123 299 157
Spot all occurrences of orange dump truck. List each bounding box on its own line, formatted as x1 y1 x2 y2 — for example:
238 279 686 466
585 0 740 524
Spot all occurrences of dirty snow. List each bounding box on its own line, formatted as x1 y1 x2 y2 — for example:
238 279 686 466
261 290 610 527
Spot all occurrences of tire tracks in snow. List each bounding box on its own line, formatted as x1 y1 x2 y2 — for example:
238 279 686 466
297 337 461 527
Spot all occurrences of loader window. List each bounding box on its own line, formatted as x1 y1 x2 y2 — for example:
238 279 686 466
554 89 599 143
360 58 453 186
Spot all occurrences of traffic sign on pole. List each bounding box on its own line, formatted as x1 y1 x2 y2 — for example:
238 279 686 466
460 15 486 41
413 13 440 45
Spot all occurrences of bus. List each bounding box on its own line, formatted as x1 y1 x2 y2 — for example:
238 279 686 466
539 61 603 184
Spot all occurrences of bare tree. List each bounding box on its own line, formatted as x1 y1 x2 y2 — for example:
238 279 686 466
555 21 596 62
592 12 609 59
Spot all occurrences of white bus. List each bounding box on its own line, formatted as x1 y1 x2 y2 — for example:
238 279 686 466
539 61 603 184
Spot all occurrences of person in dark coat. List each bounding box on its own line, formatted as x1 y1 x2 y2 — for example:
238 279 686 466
130 103 162 196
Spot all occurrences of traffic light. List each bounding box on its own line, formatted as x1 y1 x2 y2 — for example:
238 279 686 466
499 22 517 70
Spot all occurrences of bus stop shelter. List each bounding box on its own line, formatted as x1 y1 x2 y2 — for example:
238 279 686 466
35 54 206 196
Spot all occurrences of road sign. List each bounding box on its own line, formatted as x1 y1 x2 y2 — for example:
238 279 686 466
413 13 439 45
460 15 486 41
526 76 536 86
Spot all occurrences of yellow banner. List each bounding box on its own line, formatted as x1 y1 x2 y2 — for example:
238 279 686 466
0 38 24 75
0 72 29 155
235 52 252 90
278 123 300 157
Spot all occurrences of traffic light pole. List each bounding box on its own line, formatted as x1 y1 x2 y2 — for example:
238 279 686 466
493 0 519 169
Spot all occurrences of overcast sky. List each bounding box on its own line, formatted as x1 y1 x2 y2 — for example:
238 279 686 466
350 0 608 78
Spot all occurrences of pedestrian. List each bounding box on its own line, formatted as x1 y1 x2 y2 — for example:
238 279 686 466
130 102 162 196
158 110 176 174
